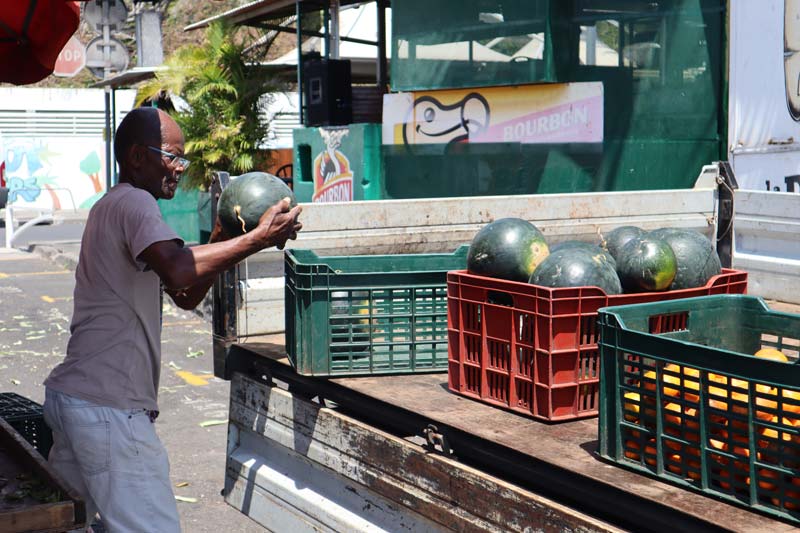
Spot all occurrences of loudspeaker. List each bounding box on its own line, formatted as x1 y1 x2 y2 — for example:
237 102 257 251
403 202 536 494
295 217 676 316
304 59 352 126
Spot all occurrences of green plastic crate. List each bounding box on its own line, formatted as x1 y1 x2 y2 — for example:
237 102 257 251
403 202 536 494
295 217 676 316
285 246 469 376
598 295 800 525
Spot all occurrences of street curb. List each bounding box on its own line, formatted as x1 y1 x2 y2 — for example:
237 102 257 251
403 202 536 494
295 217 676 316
28 244 79 271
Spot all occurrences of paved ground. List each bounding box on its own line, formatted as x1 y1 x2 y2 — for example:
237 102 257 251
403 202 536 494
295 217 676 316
0 247 264 532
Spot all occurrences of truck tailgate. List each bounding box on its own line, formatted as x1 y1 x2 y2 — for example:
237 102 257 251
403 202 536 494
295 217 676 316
225 372 621 532
223 339 797 532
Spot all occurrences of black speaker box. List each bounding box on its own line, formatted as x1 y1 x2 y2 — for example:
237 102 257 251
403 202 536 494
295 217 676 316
304 59 353 127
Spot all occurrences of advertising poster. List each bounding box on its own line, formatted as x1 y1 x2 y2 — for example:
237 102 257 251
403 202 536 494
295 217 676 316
312 127 354 203
382 82 604 147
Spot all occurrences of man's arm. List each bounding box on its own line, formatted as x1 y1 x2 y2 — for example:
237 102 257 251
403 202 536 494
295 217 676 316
162 217 227 310
139 198 302 310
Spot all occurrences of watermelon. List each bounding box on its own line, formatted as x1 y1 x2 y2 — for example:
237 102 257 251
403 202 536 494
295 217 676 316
467 218 549 282
217 172 296 237
602 226 646 262
647 228 721 290
530 248 622 295
616 237 677 292
551 240 616 268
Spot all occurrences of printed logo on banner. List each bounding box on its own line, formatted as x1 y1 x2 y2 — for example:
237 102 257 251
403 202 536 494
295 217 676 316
313 128 353 203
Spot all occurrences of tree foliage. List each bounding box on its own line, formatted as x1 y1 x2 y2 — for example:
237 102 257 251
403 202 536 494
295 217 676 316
136 21 276 190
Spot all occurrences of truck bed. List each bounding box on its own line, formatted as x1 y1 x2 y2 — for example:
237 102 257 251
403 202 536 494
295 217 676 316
211 183 800 530
228 321 798 533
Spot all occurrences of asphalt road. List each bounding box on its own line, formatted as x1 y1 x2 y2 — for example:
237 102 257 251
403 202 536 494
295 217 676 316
0 249 264 532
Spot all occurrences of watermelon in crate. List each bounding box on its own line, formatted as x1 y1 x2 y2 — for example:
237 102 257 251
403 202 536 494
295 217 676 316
467 218 549 282
446 268 748 422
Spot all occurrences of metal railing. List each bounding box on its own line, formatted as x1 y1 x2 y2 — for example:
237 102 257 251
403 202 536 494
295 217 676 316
1 187 78 249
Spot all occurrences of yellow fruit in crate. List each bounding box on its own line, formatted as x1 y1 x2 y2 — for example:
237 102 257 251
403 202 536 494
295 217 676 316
708 438 733 490
641 368 678 392
757 415 798 468
758 416 795 442
754 347 789 362
665 451 701 480
785 477 800 510
709 436 727 454
624 439 641 461
663 403 700 446
663 402 699 427
780 388 800 415
706 371 777 425
623 436 658 466
757 468 781 492
641 370 657 392
665 364 700 401
623 391 641 422
706 373 731 408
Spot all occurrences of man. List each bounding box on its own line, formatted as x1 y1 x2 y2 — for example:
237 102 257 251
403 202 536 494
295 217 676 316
42 107 302 532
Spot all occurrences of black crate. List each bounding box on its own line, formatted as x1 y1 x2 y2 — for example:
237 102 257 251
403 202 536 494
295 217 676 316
0 392 53 458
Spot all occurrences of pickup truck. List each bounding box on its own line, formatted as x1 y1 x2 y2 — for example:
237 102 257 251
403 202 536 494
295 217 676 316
208 164 800 532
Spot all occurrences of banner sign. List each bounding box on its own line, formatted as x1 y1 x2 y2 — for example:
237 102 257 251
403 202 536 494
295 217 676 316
382 82 603 146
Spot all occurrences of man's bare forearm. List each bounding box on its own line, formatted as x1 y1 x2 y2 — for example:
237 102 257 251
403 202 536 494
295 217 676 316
169 230 274 290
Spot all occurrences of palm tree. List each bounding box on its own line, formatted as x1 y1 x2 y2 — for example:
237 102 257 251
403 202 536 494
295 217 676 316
136 21 279 191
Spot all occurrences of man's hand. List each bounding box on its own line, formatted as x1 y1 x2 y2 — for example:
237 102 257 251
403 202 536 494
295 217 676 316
254 197 302 250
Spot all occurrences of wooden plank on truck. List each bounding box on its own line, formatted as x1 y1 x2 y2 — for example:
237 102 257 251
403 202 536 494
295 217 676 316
226 373 622 533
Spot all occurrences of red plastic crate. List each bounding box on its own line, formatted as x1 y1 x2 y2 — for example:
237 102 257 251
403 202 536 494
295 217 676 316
446 268 748 422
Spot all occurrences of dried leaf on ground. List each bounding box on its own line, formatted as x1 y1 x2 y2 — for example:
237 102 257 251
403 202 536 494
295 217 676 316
199 419 226 428
186 348 204 358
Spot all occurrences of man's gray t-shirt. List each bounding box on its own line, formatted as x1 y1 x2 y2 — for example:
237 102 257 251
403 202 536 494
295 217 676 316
44 183 182 411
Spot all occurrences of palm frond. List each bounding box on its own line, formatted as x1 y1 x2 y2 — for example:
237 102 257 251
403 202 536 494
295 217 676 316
138 19 281 189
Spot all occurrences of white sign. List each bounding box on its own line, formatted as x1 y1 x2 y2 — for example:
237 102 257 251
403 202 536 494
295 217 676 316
728 0 800 191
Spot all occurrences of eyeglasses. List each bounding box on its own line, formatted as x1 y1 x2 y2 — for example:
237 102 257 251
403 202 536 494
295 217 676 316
146 146 191 171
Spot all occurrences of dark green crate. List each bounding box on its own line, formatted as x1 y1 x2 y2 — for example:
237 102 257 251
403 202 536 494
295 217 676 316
285 246 469 376
598 295 800 525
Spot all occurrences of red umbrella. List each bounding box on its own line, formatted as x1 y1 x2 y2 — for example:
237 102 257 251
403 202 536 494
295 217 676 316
0 0 81 85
